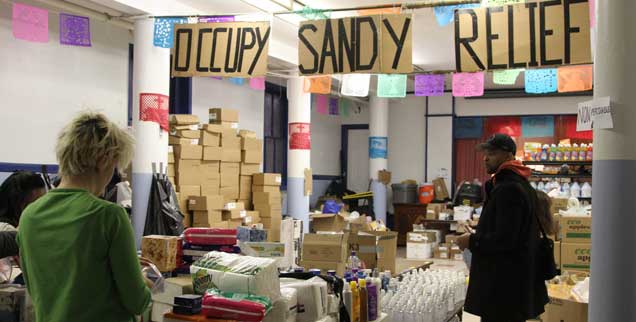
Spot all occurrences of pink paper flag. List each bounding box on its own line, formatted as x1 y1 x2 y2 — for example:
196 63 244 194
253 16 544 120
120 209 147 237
589 0 595 28
13 3 49 43
249 77 266 90
315 95 328 115
452 72 485 97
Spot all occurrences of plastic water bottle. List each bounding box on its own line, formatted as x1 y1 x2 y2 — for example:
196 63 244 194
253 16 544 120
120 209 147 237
346 251 362 274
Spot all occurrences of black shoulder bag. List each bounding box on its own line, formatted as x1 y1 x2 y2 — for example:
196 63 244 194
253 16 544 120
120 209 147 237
533 199 558 281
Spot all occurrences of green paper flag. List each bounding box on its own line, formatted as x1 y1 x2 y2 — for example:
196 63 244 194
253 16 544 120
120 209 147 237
340 99 350 117
377 74 407 98
493 69 524 85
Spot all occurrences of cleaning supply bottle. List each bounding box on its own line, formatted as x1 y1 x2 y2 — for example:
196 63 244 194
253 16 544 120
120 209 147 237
541 144 549 161
571 143 580 161
571 182 581 198
373 277 382 312
351 281 360 322
582 182 592 198
579 144 588 161
347 251 362 275
366 278 378 321
359 279 369 322
564 144 572 161
549 144 557 161
382 271 391 291
556 144 564 161
344 281 353 321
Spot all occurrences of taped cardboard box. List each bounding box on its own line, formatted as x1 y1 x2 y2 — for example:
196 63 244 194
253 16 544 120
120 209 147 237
300 260 347 276
177 185 201 196
171 124 200 132
253 173 282 186
253 191 281 204
561 242 591 272
246 211 260 224
224 201 245 211
241 163 261 175
348 231 397 273
188 196 224 211
242 150 262 164
559 216 592 244
173 130 201 139
253 185 281 193
174 145 203 160
175 160 203 186
427 203 446 219
221 149 241 162
302 233 349 263
141 235 179 272
209 108 239 123
310 213 346 233
170 114 199 125
202 147 222 161
200 130 220 147
434 243 450 259
170 136 199 146
450 245 463 261
241 137 263 151
543 288 588 322
193 210 223 227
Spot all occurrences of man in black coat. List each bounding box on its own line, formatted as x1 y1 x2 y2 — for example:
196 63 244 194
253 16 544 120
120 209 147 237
456 134 548 322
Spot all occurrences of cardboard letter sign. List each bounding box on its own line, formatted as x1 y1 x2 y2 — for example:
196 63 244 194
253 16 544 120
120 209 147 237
289 123 311 150
298 14 412 75
172 21 270 77
455 1 591 71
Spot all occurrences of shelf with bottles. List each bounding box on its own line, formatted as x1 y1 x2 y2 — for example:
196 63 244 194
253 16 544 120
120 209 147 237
523 161 593 166
530 178 592 201
531 173 592 179
523 142 593 164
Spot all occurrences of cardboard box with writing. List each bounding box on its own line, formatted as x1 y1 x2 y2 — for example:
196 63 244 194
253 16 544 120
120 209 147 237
169 136 199 146
427 203 446 220
253 185 280 194
561 242 591 272
253 191 281 204
406 233 432 260
170 114 199 125
193 210 223 227
348 231 398 273
253 173 282 186
203 147 222 161
450 245 463 261
220 186 239 202
241 137 263 151
310 213 346 233
209 108 239 123
299 260 346 276
559 216 592 243
240 163 261 175
242 150 262 164
551 197 569 215
224 201 245 211
174 145 203 160
302 233 349 263
173 130 200 139
200 130 220 147
543 294 588 322
188 195 224 211
221 148 241 162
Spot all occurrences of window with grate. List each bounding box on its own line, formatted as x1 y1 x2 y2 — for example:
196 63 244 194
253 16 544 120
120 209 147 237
264 83 288 190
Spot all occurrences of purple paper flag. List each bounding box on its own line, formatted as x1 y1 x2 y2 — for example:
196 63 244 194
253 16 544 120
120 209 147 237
452 72 485 97
329 98 339 115
249 77 265 90
210 76 223 80
199 16 235 23
12 2 48 43
59 13 91 46
414 74 445 96
315 95 328 115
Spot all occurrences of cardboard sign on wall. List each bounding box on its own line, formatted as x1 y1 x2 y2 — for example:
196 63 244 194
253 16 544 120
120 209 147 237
172 21 270 77
455 1 591 71
298 14 412 75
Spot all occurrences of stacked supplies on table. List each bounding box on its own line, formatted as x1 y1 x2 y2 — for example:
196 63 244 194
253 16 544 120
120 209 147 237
190 251 281 300
262 287 298 322
201 288 272 321
279 277 329 322
177 228 239 275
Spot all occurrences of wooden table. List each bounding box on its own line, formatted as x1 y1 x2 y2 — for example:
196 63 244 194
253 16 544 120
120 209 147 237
393 203 457 246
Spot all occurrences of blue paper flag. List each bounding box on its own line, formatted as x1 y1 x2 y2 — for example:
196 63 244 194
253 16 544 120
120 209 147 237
522 116 554 138
153 17 187 48
369 137 388 159
525 69 558 94
229 77 244 85
454 118 484 139
434 4 481 27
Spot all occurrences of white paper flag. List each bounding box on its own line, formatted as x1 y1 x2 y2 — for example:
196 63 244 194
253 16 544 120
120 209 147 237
341 74 371 97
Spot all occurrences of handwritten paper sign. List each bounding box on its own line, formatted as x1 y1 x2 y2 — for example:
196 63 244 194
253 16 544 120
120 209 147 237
341 74 371 97
493 69 523 85
577 97 612 131
525 69 558 94
452 72 485 97
12 3 48 43
289 123 311 150
315 95 328 115
249 77 265 90
304 76 332 94
154 17 186 48
59 13 90 46
558 65 593 93
414 74 445 96
377 74 407 98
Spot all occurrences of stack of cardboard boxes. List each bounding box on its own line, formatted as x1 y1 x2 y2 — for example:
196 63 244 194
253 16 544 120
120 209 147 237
253 173 283 242
558 215 592 273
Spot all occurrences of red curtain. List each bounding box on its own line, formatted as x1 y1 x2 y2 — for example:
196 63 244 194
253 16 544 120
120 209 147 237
454 139 490 188
484 116 522 137
561 115 593 140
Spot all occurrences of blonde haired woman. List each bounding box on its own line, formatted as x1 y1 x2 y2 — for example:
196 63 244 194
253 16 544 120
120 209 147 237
17 112 151 322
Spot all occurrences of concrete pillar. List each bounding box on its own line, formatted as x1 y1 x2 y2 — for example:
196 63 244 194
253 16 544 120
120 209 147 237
286 77 311 232
131 19 170 247
369 96 389 223
589 1 636 320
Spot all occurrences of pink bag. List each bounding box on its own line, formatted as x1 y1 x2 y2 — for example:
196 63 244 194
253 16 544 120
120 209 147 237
202 289 271 322
184 228 237 246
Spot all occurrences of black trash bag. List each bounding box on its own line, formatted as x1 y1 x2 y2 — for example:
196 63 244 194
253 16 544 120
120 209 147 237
143 173 185 236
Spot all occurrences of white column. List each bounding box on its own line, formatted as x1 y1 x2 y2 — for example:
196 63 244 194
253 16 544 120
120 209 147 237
369 96 389 223
589 1 636 320
286 77 311 232
131 19 170 247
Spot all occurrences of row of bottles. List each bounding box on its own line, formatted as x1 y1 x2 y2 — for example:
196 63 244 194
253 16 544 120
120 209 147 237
524 143 593 162
380 269 467 322
344 276 382 322
531 180 592 198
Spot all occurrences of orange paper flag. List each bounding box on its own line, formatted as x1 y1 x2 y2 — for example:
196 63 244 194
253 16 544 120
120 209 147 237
557 65 593 93
357 7 401 16
303 76 332 94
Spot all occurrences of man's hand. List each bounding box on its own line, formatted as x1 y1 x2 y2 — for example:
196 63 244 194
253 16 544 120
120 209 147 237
456 233 471 251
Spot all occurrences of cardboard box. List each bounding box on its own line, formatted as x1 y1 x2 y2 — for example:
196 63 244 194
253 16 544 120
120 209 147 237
177 185 201 197
406 233 433 260
203 146 222 161
239 130 257 138
210 220 242 229
239 176 252 199
221 136 241 150
450 245 463 261
167 164 175 177
253 191 281 204
174 145 203 160
209 108 239 123
175 160 202 186
434 244 450 259
170 114 199 125
254 204 282 218
427 203 446 219
200 183 220 196
554 241 561 269
253 173 282 186
299 260 347 276
173 130 201 139
551 197 570 214
348 231 398 273
222 209 247 220
559 216 592 243
220 162 240 173
220 186 239 201
201 168 220 182
222 122 239 129
561 242 591 272
302 233 349 262
433 178 449 200
241 242 284 257
543 295 588 322
221 148 241 162
220 171 239 188
267 228 281 242
170 124 199 132
168 176 176 188
241 137 263 151
192 210 223 227
200 130 220 147
245 211 260 224
188 195 224 211
261 216 282 229
169 136 199 146
238 198 253 211
310 213 346 233
201 160 220 174
224 201 245 211
242 150 262 164
240 163 261 175
168 152 175 163
141 235 179 272
252 185 281 193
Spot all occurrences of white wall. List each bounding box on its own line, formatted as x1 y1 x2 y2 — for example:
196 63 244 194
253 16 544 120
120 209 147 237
388 96 427 184
0 1 132 164
192 78 265 138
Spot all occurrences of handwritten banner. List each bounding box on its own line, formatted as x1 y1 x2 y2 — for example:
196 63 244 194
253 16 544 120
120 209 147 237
414 74 445 96
557 65 593 93
452 72 484 97
12 3 48 43
377 74 407 98
341 74 371 97
525 69 558 94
